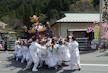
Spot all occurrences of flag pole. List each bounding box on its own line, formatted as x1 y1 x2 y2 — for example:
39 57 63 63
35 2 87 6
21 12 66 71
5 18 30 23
99 0 102 44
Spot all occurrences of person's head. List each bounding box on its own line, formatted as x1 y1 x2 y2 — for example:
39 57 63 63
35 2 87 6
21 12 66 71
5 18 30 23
17 42 20 45
20 42 23 46
46 39 50 43
42 41 46 46
70 33 73 36
17 38 19 41
23 42 26 46
32 37 38 42
68 39 72 43
52 39 56 45
50 35 54 38
72 37 76 42
59 40 62 45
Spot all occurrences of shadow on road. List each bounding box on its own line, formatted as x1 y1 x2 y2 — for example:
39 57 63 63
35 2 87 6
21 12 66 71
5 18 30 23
80 50 97 55
97 52 108 57
4 56 80 73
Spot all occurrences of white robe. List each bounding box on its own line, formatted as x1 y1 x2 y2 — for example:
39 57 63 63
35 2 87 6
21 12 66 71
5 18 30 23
68 41 80 65
53 44 59 65
26 46 31 62
29 42 46 63
13 45 20 56
38 48 47 61
91 39 98 49
45 47 57 67
62 45 70 61
57 44 64 65
17 46 23 58
22 46 28 60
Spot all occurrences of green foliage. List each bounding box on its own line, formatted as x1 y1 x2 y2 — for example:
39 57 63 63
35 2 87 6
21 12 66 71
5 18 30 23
2 32 16 40
93 0 99 6
39 14 47 23
0 0 99 37
69 0 99 12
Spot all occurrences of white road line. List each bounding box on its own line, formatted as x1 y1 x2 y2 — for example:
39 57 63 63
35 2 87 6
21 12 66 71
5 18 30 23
81 64 108 66
0 61 1 63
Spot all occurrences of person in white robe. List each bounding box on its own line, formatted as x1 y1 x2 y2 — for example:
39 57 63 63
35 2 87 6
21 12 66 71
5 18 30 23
62 40 70 62
14 38 20 46
38 41 47 68
21 42 29 63
91 39 98 49
57 41 64 66
45 39 58 69
45 45 56 68
16 42 23 61
51 39 59 69
68 37 81 71
26 45 31 64
69 33 73 39
25 37 46 72
12 41 20 58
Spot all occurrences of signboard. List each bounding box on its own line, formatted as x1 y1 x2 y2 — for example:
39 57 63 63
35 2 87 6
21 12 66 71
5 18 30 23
94 26 100 41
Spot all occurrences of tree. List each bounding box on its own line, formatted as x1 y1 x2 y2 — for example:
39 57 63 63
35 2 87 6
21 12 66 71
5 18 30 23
29 4 34 16
1 15 24 37
47 9 59 24
49 0 63 11
39 14 47 23
93 0 99 6
47 9 59 19
18 5 25 18
62 0 71 11
69 0 99 12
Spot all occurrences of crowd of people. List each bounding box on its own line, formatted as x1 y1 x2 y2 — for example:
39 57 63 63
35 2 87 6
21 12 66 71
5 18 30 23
12 35 81 72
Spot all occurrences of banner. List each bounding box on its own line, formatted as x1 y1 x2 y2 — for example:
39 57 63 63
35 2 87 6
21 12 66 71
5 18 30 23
94 26 100 41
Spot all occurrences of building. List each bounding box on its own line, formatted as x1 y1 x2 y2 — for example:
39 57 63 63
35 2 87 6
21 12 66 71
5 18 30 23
0 21 16 39
52 12 101 40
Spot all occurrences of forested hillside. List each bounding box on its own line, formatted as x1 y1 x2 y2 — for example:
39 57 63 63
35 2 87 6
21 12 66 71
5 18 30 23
0 0 99 37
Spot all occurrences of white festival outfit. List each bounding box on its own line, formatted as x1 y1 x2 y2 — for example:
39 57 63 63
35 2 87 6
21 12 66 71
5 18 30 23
57 44 64 66
25 42 46 71
13 44 20 59
45 44 58 69
68 41 81 70
21 45 28 63
38 46 47 68
91 39 98 49
62 44 70 61
13 41 20 58
45 47 56 67
16 45 23 59
53 44 59 66
26 46 31 64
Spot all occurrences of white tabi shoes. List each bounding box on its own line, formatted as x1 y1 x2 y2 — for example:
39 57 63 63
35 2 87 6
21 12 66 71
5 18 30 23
68 68 74 71
16 58 18 61
32 69 38 72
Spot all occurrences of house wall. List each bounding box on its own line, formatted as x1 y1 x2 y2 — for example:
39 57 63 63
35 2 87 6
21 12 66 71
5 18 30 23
52 24 58 37
57 23 104 38
0 25 5 28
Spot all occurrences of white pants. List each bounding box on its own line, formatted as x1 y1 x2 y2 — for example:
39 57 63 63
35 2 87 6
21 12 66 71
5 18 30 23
26 54 39 71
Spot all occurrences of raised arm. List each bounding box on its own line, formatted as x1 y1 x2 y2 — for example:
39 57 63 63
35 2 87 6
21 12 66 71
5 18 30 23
37 43 46 50
68 43 74 53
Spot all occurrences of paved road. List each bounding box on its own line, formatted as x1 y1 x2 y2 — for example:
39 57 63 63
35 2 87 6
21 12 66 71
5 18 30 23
0 50 108 73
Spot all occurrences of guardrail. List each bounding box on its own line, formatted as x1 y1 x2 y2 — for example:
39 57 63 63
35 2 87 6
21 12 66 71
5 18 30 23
0 38 91 50
0 40 15 50
76 38 90 50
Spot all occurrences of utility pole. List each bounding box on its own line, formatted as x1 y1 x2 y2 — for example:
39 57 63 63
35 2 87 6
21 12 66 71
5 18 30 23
99 0 102 44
